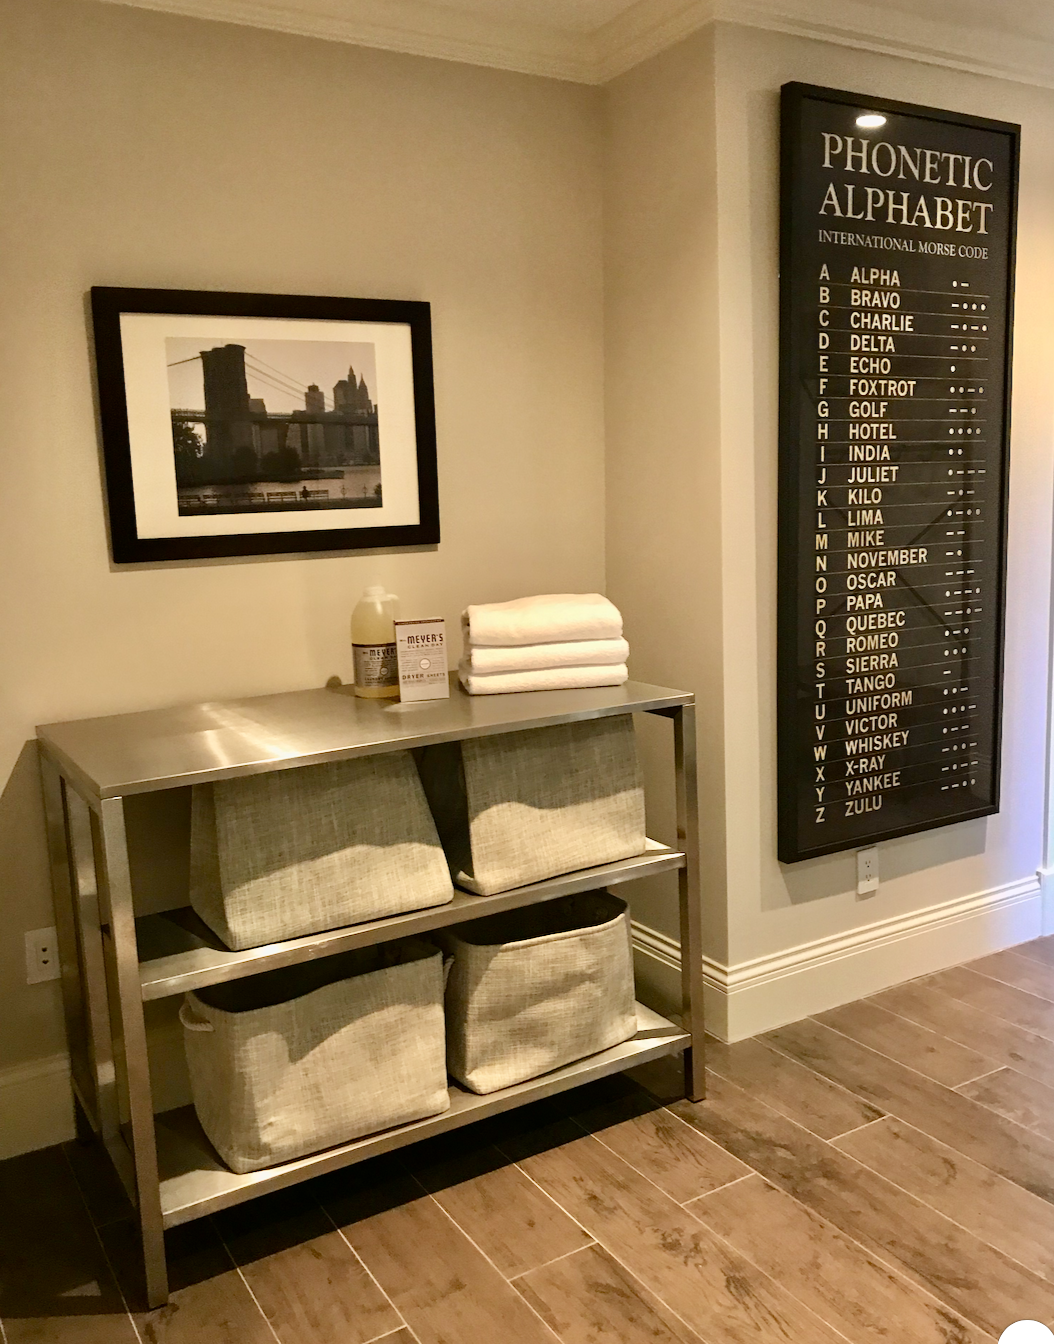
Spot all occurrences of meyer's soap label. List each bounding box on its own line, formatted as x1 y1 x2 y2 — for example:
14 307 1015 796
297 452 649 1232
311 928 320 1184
395 618 449 702
777 83 1017 862
353 642 397 691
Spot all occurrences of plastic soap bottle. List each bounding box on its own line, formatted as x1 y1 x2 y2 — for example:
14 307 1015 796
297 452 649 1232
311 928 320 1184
352 586 400 699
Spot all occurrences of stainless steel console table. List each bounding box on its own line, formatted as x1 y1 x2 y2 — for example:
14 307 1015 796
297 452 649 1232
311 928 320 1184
37 678 703 1307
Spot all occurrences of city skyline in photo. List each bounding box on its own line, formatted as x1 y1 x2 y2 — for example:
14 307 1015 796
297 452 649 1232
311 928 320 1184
166 335 383 515
166 337 378 416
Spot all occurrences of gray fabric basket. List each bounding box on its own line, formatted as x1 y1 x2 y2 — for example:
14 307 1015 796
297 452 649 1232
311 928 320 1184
438 890 637 1094
189 753 453 950
415 716 646 895
180 939 449 1173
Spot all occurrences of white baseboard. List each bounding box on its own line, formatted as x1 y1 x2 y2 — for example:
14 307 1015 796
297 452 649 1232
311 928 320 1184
0 1054 75 1161
631 922 735 1038
0 1023 191 1162
1 878 1042 1159
1040 866 1054 936
633 873 1044 1042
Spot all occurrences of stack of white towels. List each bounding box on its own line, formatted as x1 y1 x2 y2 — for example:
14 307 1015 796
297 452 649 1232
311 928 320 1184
460 593 629 695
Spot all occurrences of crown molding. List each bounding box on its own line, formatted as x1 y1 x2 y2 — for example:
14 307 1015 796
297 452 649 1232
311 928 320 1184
589 0 715 82
597 0 1054 88
95 0 593 82
96 0 1054 91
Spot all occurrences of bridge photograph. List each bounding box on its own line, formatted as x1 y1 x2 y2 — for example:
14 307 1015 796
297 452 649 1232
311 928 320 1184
165 336 382 515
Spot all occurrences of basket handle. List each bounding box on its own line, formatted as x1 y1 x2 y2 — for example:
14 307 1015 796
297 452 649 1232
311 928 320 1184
179 997 214 1032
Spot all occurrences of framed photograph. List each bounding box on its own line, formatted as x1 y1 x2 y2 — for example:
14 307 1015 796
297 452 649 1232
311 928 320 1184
90 287 439 562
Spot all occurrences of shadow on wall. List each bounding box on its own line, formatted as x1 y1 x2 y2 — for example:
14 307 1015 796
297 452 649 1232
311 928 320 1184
0 743 51 913
125 788 192 917
0 747 197 1071
774 817 989 908
0 742 66 1066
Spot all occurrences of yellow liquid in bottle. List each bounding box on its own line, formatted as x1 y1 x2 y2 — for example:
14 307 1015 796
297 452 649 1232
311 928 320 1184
352 588 400 698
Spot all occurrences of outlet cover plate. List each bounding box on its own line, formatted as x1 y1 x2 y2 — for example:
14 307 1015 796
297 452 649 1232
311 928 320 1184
25 927 61 984
857 846 879 896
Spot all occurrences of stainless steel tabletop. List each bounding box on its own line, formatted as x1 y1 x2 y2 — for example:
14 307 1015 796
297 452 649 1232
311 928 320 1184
37 676 693 799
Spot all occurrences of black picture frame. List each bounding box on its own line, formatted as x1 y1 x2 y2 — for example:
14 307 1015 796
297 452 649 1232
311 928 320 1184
91 287 440 563
776 84 1019 862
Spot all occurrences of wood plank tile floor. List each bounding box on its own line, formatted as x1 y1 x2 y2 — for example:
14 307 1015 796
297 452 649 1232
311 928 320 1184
8 934 1054 1342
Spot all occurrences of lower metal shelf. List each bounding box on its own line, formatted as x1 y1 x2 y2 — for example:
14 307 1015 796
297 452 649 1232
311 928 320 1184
155 1002 688 1226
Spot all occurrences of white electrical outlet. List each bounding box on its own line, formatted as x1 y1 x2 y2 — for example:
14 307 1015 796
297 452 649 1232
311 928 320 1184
857 846 879 896
25 927 61 984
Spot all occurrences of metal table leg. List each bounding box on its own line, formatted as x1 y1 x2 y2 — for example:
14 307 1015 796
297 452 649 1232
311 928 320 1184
95 796 168 1307
65 791 124 1159
39 754 95 1127
673 703 705 1100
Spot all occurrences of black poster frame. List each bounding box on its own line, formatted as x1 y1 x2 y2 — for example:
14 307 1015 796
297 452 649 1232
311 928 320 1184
91 286 440 564
777 83 1019 863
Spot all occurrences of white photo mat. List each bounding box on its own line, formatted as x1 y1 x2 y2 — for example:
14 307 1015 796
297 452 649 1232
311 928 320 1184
119 312 420 538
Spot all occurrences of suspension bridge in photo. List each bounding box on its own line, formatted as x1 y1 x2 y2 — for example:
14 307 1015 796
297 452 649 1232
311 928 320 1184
168 342 381 516
168 345 378 428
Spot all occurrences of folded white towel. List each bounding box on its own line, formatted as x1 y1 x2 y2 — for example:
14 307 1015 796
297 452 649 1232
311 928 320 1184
463 593 622 648
459 662 629 696
463 637 629 676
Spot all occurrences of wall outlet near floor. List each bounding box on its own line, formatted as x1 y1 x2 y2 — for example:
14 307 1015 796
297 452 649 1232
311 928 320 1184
856 846 879 896
25 927 61 984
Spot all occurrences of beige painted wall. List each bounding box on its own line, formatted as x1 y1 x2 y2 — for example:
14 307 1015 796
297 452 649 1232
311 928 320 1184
606 20 1054 988
603 30 728 960
0 0 605 1071
717 23 1054 965
5 0 1054 1100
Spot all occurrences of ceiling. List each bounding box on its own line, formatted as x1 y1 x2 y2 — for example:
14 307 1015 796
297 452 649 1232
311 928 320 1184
95 0 1054 87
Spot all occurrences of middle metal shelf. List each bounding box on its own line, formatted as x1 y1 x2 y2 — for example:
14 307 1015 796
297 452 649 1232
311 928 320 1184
136 838 685 1000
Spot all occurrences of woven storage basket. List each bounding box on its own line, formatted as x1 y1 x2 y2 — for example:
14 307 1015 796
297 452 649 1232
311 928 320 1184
438 890 637 1094
415 716 645 895
180 939 449 1173
189 753 453 950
